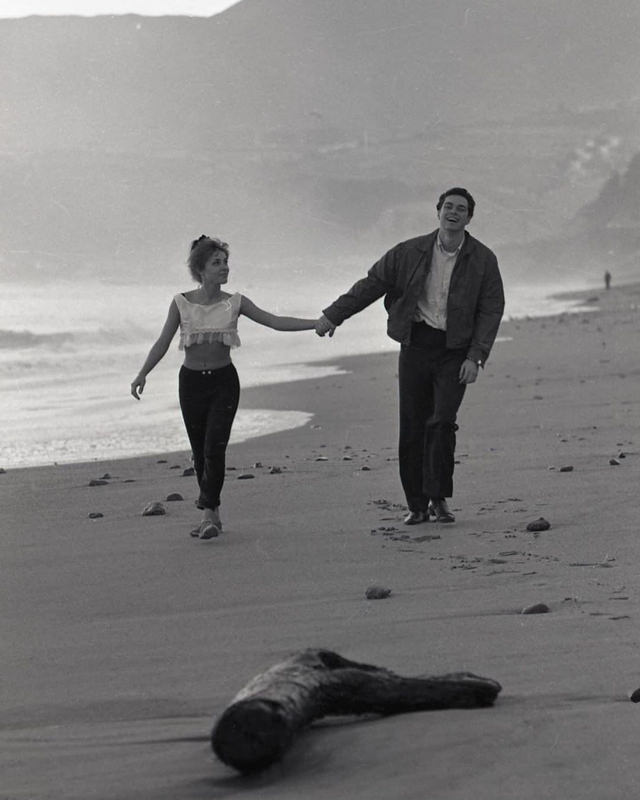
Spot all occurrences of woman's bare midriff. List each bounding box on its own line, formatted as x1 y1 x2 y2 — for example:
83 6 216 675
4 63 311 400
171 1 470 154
182 341 232 371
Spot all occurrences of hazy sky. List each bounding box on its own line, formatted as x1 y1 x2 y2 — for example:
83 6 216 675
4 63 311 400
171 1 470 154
0 0 241 16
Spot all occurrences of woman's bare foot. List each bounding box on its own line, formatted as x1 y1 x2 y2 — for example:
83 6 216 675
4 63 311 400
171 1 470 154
195 506 222 539
202 506 222 527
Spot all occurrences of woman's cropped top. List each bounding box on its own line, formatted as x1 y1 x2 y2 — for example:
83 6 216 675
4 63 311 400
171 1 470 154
174 292 242 350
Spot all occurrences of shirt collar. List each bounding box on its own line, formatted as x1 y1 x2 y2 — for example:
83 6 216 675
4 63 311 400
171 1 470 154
436 233 465 255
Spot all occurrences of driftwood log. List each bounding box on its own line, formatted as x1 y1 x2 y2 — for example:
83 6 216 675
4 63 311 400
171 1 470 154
211 648 501 773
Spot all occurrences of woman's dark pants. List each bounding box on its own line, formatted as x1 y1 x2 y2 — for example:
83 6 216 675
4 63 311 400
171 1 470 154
179 364 240 510
398 323 467 512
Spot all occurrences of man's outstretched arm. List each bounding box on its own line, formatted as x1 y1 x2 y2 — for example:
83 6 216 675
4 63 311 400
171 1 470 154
320 246 400 331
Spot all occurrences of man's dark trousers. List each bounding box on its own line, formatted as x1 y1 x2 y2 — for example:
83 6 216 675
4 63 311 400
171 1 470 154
398 322 467 512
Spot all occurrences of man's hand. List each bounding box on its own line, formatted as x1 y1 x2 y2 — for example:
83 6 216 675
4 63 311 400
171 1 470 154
459 359 480 385
315 314 337 338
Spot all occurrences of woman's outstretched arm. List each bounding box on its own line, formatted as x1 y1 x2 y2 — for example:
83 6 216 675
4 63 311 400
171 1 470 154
240 296 317 331
131 300 180 399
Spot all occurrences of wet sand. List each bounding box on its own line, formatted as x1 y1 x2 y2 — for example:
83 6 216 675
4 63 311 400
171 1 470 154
1 282 640 799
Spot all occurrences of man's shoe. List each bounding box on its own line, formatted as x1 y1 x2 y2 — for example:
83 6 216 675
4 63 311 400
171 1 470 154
428 499 455 523
403 510 428 525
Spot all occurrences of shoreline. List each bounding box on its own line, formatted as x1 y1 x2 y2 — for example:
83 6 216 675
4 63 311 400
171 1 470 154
2 281 632 473
2 280 640 798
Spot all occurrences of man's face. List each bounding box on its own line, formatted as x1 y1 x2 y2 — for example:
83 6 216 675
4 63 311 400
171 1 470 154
437 194 471 233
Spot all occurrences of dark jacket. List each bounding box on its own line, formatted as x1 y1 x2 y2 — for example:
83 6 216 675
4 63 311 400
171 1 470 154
323 230 505 364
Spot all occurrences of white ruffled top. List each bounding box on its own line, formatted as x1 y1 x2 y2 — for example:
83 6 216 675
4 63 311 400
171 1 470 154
174 292 242 350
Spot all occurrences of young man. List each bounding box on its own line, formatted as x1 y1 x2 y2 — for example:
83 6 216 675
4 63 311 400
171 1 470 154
316 188 504 524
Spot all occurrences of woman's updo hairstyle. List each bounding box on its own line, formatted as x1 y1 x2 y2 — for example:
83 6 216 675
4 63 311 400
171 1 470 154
187 235 230 283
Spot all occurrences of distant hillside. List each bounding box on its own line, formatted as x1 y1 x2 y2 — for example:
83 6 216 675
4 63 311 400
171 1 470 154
577 153 640 232
499 152 640 286
1 0 640 280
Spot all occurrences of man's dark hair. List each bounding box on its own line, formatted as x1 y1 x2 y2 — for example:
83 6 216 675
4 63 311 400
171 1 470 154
436 187 475 219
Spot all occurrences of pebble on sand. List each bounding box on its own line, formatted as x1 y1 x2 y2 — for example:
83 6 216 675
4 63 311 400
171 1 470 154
182 467 195 477
559 465 574 472
88 479 109 486
88 512 104 519
237 473 255 480
166 492 184 501
142 502 166 516
630 689 640 703
521 603 550 615
609 458 621 466
269 466 282 474
526 517 551 532
365 585 392 600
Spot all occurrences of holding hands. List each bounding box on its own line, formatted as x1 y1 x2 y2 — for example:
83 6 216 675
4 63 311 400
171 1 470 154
315 314 337 338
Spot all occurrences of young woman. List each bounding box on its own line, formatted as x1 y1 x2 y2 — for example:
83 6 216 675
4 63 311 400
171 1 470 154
131 235 317 539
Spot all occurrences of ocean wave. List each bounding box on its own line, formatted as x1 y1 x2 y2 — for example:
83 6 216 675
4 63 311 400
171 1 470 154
0 328 76 349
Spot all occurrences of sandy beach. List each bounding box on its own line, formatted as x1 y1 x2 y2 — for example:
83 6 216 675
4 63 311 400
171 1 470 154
2 282 640 799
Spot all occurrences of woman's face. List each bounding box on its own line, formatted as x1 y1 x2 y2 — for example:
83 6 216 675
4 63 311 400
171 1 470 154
201 250 229 284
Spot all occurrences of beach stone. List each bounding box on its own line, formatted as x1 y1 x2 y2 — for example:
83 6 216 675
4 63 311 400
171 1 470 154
618 451 626 459
156 459 168 463
365 585 392 600
609 458 621 466
88 512 104 519
559 465 574 472
123 479 136 483
182 467 195 477
253 461 263 468
166 492 184 501
269 466 282 474
526 517 551 532
629 689 640 703
142 502 166 516
100 473 112 480
237 473 255 480
315 456 329 461
361 465 371 471
170 464 181 469
88 479 109 486
521 603 550 615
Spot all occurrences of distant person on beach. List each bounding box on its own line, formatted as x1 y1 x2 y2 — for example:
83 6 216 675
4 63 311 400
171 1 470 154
131 235 317 539
315 188 504 524
604 270 611 290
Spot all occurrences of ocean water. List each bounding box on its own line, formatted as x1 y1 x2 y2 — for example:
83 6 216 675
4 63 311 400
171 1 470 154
0 273 597 469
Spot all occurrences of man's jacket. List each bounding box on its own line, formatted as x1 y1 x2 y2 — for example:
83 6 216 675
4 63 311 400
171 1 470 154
323 230 505 364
